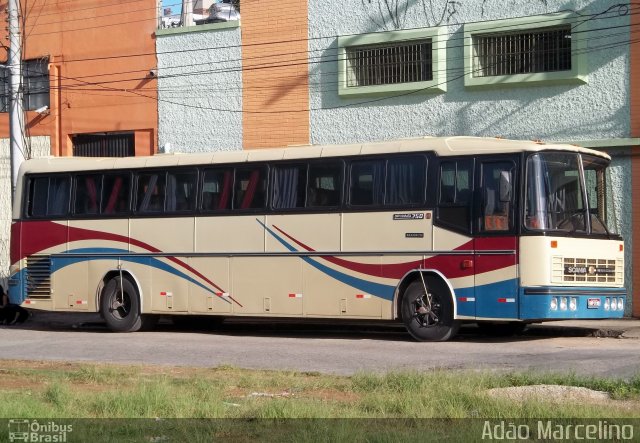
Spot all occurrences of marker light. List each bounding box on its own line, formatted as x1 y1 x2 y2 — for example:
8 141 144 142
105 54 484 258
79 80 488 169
604 298 611 310
617 298 624 311
560 297 568 311
550 297 558 311
569 297 577 311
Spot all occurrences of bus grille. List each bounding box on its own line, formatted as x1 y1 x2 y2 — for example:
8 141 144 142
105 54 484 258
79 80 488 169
552 257 623 285
26 256 52 300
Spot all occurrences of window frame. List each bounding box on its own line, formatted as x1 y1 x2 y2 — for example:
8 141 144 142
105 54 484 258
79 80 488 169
337 27 447 97
0 58 50 112
435 157 475 235
463 12 587 88
475 157 519 235
23 174 72 219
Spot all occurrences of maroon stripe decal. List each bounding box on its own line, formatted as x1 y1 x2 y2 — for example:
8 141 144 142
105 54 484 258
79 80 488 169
272 225 516 279
18 221 227 295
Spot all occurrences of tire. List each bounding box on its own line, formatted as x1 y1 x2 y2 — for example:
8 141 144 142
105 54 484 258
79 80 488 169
100 276 146 332
401 278 460 342
477 322 527 337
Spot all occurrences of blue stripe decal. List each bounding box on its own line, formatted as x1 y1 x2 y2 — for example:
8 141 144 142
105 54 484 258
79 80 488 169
258 220 395 301
50 248 231 304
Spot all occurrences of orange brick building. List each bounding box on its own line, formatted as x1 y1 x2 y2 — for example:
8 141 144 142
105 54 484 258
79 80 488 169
0 0 158 157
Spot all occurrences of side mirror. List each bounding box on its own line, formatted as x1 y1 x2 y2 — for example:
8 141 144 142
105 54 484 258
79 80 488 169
499 171 512 202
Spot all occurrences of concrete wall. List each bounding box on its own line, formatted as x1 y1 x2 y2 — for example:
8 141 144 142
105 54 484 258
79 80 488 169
606 149 633 315
308 0 630 144
0 137 50 288
157 25 243 152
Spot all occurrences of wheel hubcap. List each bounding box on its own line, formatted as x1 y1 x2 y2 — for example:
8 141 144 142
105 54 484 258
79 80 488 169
413 292 440 327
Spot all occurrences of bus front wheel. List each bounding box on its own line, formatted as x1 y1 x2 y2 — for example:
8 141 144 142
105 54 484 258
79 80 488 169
100 276 144 332
401 279 459 342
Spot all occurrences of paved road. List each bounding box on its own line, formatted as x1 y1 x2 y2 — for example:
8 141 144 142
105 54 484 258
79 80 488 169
1 312 639 378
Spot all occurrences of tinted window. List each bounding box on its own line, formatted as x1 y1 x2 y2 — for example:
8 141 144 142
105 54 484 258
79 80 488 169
272 164 307 209
385 156 425 205
308 162 342 207
75 174 103 215
166 170 197 212
26 176 70 218
437 160 473 232
136 173 166 213
202 169 232 211
234 167 267 210
101 174 131 215
350 160 384 206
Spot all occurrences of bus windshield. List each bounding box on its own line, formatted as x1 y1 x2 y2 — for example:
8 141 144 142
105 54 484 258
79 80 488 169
525 152 611 234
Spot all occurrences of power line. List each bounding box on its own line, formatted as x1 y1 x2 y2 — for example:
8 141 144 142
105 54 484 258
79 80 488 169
55 21 640 91
52 32 640 114
55 5 635 63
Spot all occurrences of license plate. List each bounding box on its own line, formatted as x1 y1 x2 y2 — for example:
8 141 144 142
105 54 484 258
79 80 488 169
587 298 601 309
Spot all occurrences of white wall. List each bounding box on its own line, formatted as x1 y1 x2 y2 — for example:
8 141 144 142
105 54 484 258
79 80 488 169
308 0 630 144
157 26 243 153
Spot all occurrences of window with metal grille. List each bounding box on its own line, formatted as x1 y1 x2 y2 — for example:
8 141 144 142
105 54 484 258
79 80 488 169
346 40 433 87
473 26 571 77
0 58 50 112
72 132 135 157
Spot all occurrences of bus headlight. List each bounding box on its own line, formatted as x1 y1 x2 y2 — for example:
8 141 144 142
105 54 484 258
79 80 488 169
604 298 611 310
617 298 624 311
560 297 568 311
569 297 577 311
550 297 558 311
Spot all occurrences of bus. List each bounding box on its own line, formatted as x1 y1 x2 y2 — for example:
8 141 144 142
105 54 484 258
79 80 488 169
7 136 625 341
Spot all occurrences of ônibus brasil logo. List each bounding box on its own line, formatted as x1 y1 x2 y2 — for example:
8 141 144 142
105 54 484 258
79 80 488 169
8 419 72 442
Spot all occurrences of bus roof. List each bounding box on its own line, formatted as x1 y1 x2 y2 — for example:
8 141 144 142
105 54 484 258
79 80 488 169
19 136 611 174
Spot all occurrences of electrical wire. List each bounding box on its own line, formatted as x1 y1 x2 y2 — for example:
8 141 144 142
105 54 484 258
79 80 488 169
51 32 640 114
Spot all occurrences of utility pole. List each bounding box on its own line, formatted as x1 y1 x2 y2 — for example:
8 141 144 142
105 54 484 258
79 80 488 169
8 0 24 203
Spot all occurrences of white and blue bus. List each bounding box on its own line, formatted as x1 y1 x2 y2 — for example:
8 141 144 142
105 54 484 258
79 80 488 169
8 136 625 341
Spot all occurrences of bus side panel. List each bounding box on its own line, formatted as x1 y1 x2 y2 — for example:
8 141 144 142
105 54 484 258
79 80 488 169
342 211 432 252
266 214 343 317
130 217 194 312
474 236 519 320
54 219 132 312
432 227 475 319
232 256 303 315
188 257 232 313
18 220 68 310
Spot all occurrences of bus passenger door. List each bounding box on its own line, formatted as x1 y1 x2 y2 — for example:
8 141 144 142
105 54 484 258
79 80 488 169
474 159 519 321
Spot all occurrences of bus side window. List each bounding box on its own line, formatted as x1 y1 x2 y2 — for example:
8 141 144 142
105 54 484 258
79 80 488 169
437 160 473 232
102 174 131 215
234 167 267 210
48 176 70 217
385 156 426 206
307 162 343 208
272 164 307 209
27 176 49 217
74 174 102 216
136 173 166 213
349 160 384 206
166 170 197 212
202 169 232 211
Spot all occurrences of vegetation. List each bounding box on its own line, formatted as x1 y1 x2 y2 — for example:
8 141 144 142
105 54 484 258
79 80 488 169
1 361 638 441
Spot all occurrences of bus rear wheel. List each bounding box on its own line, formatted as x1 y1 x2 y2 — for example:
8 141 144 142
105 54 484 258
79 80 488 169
401 279 459 342
100 276 145 332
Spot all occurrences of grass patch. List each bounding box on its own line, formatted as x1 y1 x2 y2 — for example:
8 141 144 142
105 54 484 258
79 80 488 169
0 361 638 419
